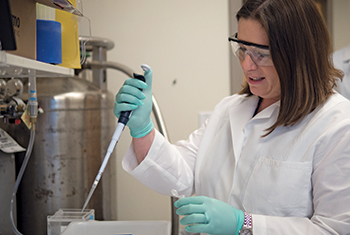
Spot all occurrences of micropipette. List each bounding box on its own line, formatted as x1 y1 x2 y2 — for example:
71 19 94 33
82 64 151 211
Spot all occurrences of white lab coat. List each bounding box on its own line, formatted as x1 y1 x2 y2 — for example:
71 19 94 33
334 43 350 100
123 93 350 234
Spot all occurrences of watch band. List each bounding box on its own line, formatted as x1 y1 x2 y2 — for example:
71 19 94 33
244 212 252 228
239 212 253 235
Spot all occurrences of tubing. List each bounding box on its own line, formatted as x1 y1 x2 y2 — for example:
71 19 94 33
10 125 36 235
28 72 38 125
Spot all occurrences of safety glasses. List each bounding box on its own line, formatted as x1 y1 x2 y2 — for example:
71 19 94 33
228 33 274 66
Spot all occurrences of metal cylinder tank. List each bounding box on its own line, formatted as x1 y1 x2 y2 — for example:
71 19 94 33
0 76 116 235
0 152 16 235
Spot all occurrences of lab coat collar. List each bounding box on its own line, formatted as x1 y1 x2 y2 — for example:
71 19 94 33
228 95 257 160
252 99 281 119
228 95 280 158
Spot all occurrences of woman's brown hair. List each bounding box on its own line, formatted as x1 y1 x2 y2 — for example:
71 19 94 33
236 0 344 136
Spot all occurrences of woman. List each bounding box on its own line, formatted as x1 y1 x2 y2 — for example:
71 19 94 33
114 0 350 234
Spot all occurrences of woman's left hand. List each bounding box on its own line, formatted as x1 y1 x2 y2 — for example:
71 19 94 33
175 196 244 235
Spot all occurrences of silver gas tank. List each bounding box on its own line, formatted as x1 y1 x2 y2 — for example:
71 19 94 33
1 76 116 235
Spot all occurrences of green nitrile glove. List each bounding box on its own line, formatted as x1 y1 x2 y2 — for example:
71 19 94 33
175 196 244 235
114 69 154 138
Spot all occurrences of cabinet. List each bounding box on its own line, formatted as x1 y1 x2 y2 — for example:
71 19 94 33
0 0 83 79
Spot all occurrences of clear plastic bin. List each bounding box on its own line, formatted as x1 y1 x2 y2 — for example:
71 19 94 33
47 209 95 235
60 220 171 235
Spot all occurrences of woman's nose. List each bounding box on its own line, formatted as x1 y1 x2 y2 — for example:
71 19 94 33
240 53 258 71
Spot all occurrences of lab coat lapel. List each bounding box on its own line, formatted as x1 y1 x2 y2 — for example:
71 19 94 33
229 95 260 160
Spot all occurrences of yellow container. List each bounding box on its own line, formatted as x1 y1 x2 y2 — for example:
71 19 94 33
55 0 81 68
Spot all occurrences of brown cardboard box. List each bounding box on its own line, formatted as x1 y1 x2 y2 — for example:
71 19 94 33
7 0 36 60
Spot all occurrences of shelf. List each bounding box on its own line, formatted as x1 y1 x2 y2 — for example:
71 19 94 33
51 0 83 16
0 51 74 78
36 0 83 16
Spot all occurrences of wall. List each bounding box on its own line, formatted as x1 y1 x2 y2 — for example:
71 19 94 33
332 0 350 51
81 0 234 221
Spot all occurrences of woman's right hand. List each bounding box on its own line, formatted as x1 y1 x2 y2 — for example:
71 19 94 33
114 69 154 138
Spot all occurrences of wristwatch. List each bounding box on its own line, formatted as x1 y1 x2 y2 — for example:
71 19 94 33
239 212 253 235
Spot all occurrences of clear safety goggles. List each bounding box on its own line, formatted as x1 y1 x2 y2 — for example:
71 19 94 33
228 33 274 66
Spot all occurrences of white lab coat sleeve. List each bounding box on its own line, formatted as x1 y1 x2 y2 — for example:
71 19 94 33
252 119 350 234
122 122 207 197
